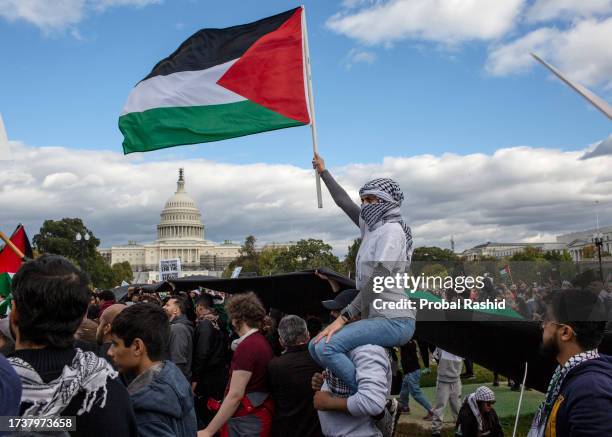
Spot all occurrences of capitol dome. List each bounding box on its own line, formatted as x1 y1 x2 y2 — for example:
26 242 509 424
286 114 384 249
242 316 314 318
157 169 205 241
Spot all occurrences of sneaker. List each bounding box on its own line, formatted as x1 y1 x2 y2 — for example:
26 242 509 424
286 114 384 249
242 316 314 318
375 398 400 437
423 411 434 421
399 405 410 414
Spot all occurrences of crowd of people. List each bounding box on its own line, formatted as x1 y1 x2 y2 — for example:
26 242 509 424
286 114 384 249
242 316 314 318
1 157 611 437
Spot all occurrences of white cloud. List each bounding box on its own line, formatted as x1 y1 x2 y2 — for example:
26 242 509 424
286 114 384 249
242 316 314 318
345 48 377 69
0 0 85 31
581 135 612 159
326 0 525 46
526 0 612 23
2 141 611 256
0 0 160 32
486 17 612 89
94 0 161 12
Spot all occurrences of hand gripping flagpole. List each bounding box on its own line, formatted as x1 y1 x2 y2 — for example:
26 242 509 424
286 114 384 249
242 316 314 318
302 5 323 208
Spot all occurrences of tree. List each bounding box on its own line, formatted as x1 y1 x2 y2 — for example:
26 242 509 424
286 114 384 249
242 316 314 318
342 239 361 278
509 247 543 261
274 239 341 272
112 261 134 285
33 218 114 289
543 250 573 262
33 218 100 262
225 235 261 276
412 246 459 262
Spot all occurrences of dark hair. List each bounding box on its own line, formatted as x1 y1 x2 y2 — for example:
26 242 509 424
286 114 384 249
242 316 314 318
12 255 90 348
225 292 266 329
111 303 169 361
87 304 100 320
548 289 607 350
195 294 214 310
98 289 115 302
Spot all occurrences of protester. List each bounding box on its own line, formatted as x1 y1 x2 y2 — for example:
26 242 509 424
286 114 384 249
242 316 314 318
109 303 197 437
399 339 434 420
7 255 137 436
528 288 612 436
455 386 503 437
96 303 127 362
198 292 274 437
75 317 99 345
311 152 415 396
192 294 229 429
98 289 117 316
0 318 15 356
268 315 323 437
0 353 21 420
164 295 194 381
431 348 463 437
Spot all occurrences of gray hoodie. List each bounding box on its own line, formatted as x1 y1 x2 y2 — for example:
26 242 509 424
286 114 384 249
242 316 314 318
318 345 391 437
168 314 193 381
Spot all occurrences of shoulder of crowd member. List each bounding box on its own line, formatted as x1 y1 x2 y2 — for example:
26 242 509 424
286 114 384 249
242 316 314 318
64 373 137 436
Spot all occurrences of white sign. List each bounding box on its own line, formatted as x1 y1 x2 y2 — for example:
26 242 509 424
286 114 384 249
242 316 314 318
160 258 182 281
0 114 12 161
231 266 243 278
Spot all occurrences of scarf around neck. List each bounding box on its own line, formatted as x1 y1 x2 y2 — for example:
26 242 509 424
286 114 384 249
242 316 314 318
528 349 600 437
231 328 258 352
8 348 118 417
359 178 413 259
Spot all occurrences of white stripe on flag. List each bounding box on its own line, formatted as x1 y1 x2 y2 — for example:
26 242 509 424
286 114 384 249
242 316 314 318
121 59 246 115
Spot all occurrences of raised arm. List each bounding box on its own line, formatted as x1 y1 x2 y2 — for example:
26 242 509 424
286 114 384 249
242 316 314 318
313 153 360 227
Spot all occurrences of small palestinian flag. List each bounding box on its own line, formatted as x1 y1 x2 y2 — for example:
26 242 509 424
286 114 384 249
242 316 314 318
499 265 511 277
120 7 311 154
0 224 33 315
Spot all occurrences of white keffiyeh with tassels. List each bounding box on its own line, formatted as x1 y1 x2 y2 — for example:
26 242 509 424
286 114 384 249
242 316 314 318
8 348 118 417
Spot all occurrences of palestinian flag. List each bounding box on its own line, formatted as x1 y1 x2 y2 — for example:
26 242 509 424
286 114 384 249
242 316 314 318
499 265 511 277
119 7 311 154
0 224 33 315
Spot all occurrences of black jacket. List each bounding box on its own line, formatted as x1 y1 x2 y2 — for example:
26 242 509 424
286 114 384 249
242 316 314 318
455 400 503 437
268 344 323 437
10 348 137 437
192 318 228 390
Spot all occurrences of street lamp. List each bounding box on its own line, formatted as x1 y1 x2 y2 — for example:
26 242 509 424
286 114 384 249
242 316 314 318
592 232 604 283
75 232 91 267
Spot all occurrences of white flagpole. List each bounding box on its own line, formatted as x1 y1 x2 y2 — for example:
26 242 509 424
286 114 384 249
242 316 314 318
531 52 612 120
302 5 323 208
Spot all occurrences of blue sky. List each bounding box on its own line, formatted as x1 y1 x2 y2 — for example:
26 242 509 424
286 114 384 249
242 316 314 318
1 0 609 167
1 0 611 253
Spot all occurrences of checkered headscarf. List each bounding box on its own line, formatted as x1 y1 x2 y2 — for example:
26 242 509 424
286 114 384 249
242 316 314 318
324 370 352 398
359 178 413 259
466 386 496 432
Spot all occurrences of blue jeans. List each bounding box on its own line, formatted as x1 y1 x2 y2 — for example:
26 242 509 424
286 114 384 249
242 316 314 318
309 317 414 393
399 369 432 411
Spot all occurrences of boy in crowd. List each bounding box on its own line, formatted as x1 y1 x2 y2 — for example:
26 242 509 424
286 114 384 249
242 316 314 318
109 302 197 437
7 255 136 437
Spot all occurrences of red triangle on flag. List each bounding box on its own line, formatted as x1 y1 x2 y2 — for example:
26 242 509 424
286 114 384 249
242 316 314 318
0 225 31 274
217 8 310 124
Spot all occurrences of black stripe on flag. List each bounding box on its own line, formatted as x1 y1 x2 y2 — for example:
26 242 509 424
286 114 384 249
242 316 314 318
142 7 300 82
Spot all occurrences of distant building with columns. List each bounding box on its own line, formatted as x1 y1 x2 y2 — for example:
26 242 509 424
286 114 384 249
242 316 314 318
99 169 241 282
556 225 612 262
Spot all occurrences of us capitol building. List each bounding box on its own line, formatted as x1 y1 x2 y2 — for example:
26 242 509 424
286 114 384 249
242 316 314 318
99 169 241 282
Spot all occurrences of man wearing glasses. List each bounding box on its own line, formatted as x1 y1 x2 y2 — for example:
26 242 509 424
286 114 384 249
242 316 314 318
528 288 612 437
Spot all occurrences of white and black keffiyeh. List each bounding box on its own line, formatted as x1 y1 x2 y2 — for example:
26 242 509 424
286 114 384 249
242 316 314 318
528 349 600 437
359 178 413 258
8 348 118 417
466 386 496 432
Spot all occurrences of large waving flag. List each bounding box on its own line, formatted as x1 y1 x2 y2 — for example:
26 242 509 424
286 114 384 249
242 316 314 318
119 7 311 154
0 225 33 315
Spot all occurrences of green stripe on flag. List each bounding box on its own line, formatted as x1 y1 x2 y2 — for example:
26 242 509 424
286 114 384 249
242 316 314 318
0 272 11 297
119 100 306 154
0 272 12 316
